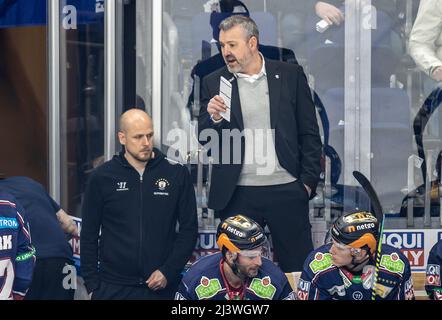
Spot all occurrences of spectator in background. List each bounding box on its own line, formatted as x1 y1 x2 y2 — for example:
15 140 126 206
0 192 35 300
270 0 316 60
409 0 442 85
425 239 442 300
409 0 442 142
314 0 399 27
0 175 77 300
307 0 404 57
81 109 198 300
304 0 405 95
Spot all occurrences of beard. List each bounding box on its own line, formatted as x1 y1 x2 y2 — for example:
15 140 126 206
130 148 152 163
237 264 259 278
224 54 244 73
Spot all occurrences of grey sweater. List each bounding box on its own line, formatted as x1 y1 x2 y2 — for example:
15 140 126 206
236 73 296 186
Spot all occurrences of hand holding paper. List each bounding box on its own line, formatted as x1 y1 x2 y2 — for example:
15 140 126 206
219 76 232 122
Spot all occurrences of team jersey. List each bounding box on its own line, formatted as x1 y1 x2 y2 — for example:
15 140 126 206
425 240 442 300
0 193 35 300
298 243 415 300
175 253 295 300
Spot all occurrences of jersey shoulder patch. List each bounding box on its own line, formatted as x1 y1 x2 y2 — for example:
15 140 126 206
379 252 405 275
248 276 277 300
309 252 334 274
195 276 224 300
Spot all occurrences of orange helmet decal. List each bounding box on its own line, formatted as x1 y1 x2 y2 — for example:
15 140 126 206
349 233 377 255
216 233 241 253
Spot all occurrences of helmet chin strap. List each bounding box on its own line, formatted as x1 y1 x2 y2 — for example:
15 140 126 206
347 251 370 272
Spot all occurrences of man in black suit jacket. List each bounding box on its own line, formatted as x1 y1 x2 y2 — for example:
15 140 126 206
187 45 298 118
187 0 298 118
198 15 322 272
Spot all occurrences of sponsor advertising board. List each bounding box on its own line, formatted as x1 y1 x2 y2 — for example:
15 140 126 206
382 230 442 272
69 217 440 273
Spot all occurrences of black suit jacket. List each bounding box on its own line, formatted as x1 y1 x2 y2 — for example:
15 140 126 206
188 44 298 115
198 58 322 211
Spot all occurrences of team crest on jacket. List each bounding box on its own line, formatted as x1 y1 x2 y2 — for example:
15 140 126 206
155 178 170 191
154 178 170 196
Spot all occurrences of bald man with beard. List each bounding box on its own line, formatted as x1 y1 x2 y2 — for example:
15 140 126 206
81 109 198 300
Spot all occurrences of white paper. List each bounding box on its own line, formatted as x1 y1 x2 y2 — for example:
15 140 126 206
219 76 232 122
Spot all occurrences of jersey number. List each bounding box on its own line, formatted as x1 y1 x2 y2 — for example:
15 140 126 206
0 258 14 300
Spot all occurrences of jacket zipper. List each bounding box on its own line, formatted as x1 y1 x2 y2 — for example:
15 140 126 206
139 173 144 285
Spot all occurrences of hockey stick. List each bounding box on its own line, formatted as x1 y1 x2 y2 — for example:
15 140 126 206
352 171 384 300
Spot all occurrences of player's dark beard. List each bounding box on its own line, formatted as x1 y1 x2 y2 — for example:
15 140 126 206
227 258 249 282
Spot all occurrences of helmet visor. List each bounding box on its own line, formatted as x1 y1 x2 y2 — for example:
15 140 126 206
238 240 271 259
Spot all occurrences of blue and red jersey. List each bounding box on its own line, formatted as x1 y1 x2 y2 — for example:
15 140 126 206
425 240 442 300
0 193 35 300
176 252 295 300
298 243 414 300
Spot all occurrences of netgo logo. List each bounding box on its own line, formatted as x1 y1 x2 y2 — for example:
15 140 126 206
382 232 424 267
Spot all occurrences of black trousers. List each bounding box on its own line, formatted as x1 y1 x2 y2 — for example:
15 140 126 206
91 280 177 300
25 258 75 300
218 180 313 272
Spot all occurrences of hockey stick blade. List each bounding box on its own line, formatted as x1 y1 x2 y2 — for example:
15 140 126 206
352 171 384 225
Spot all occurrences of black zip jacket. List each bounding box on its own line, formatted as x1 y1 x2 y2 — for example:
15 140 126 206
80 149 198 293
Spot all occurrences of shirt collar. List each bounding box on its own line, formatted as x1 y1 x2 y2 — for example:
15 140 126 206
234 52 266 82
